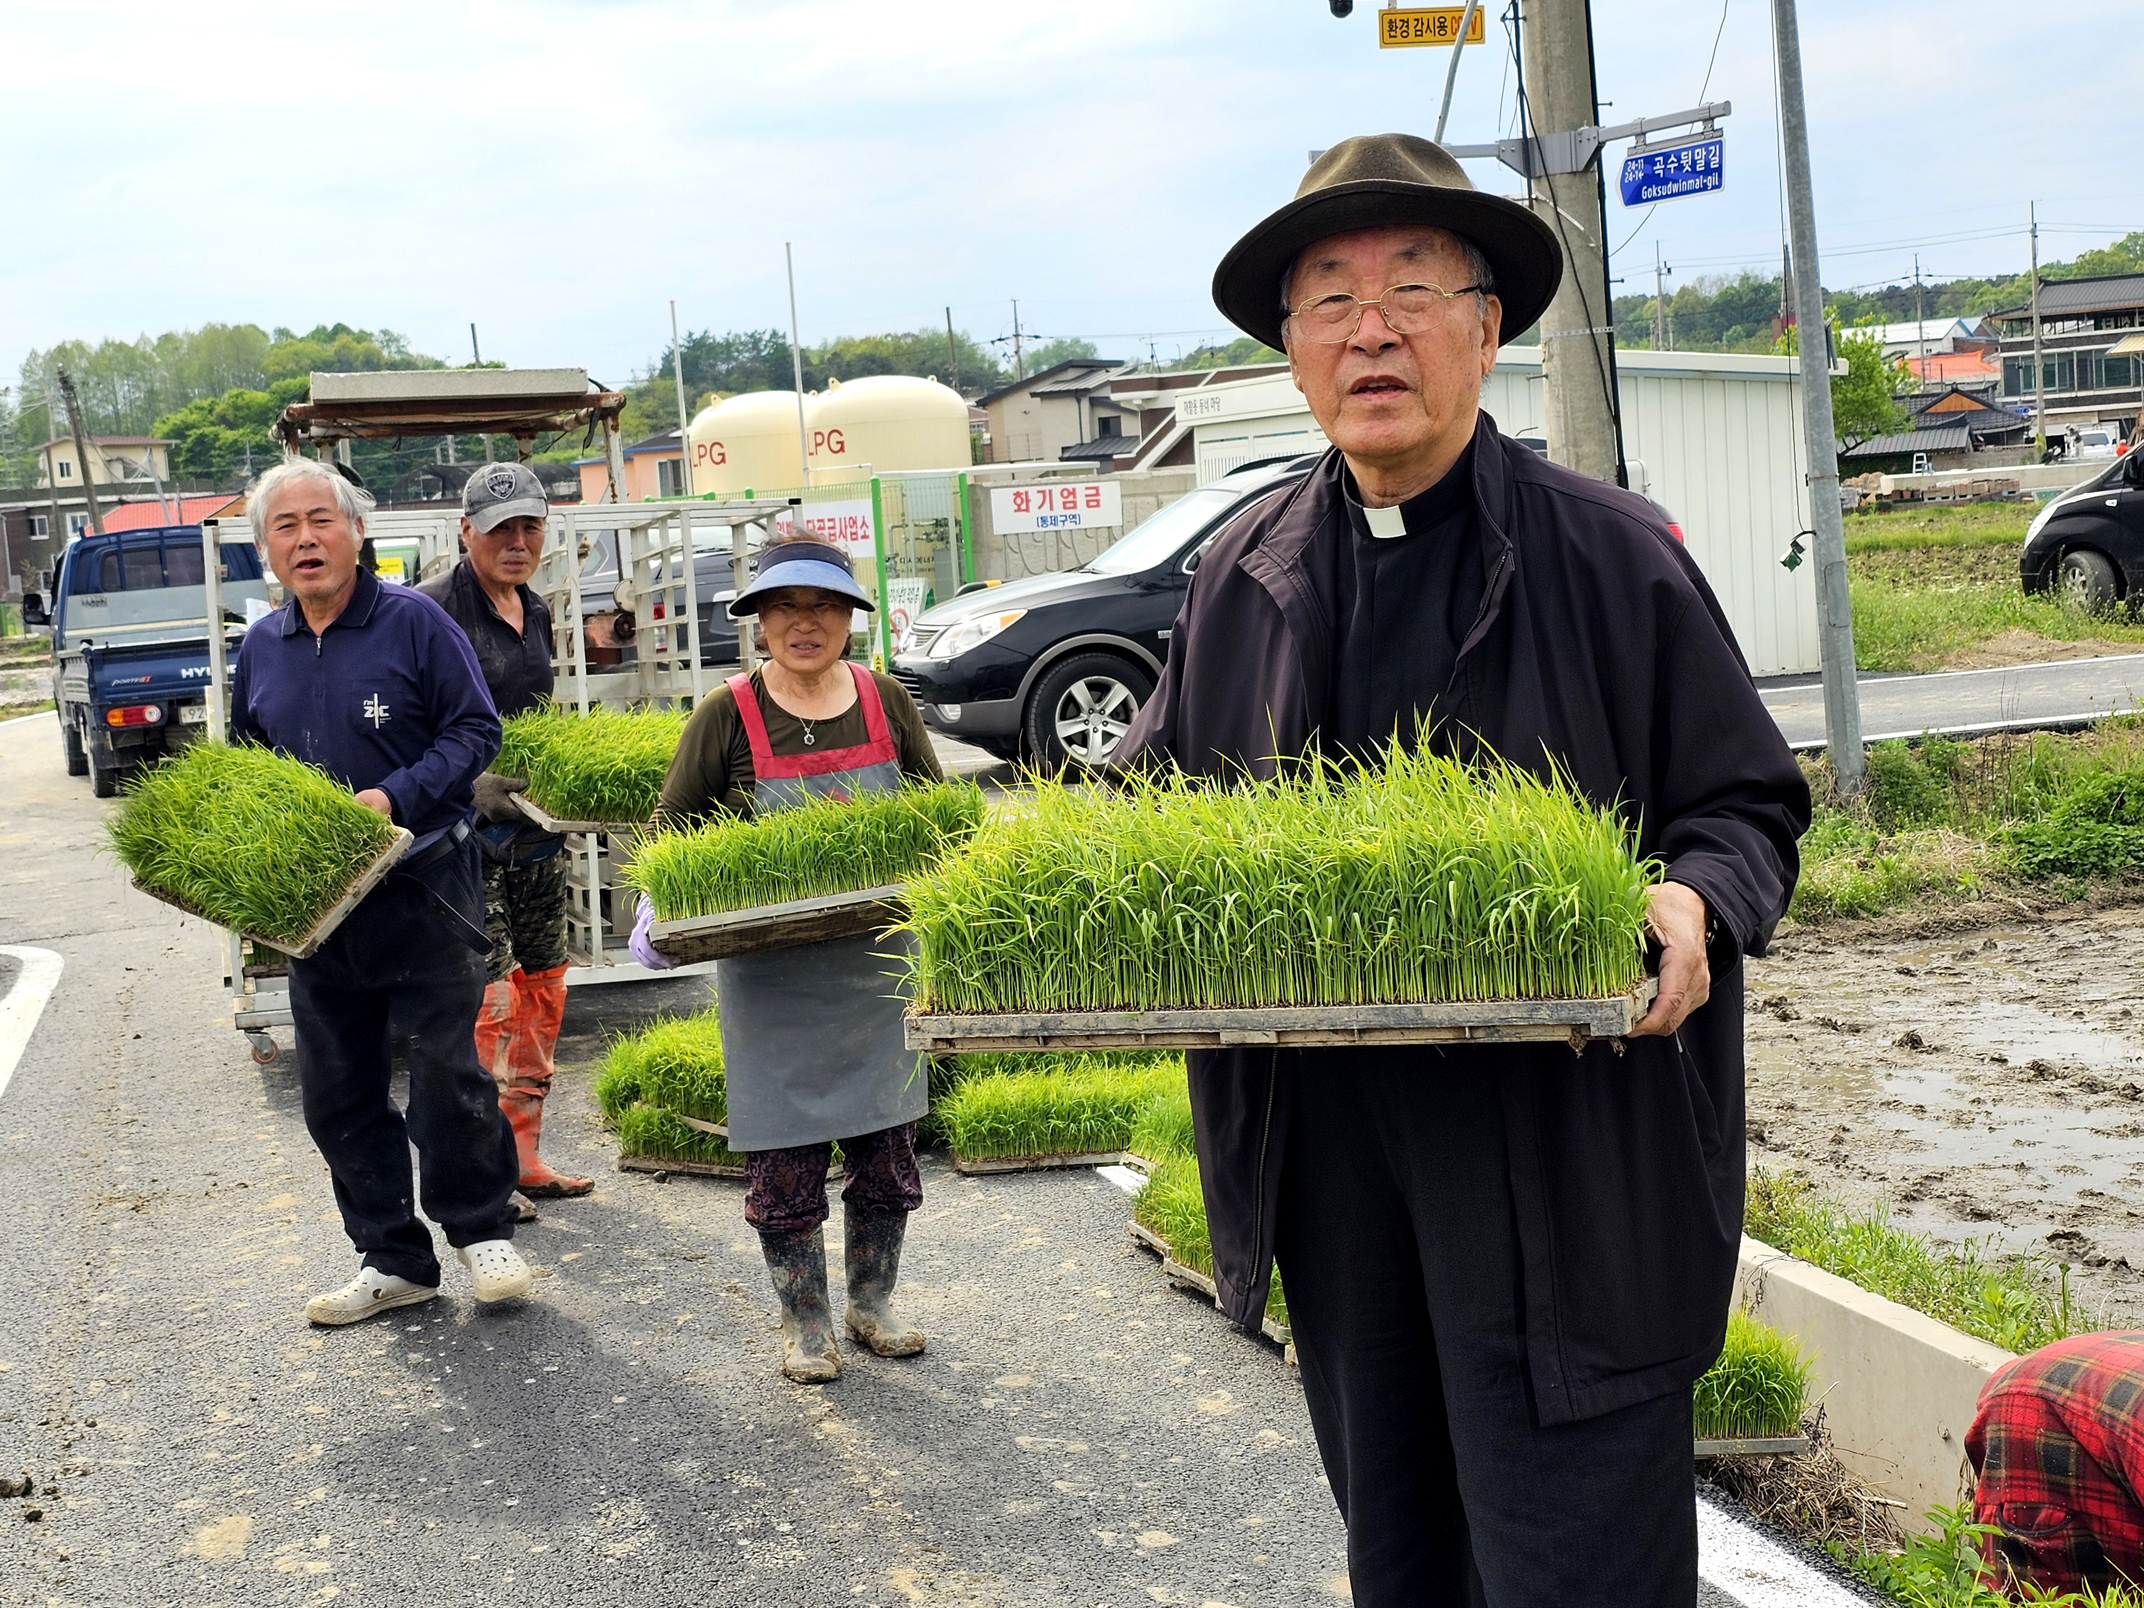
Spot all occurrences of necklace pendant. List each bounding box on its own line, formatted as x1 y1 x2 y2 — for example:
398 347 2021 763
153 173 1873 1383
802 730 815 747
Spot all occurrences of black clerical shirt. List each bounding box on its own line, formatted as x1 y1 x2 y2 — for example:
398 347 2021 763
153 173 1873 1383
1326 443 1486 755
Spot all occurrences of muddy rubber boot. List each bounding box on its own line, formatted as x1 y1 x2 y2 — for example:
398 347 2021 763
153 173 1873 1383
842 1207 926 1357
760 1227 840 1383
499 966 592 1198
473 975 515 1082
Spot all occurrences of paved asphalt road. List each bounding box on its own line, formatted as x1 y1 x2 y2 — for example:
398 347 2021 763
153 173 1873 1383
0 709 1865 1608
1762 653 2144 748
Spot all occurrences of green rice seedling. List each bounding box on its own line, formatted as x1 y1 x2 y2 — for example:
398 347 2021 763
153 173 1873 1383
592 1005 746 1169
107 741 397 947
1128 1082 1196 1164
1692 1312 1813 1441
1134 1151 1213 1275
626 780 987 920
906 747 1655 1013
934 1054 1185 1161
496 704 686 823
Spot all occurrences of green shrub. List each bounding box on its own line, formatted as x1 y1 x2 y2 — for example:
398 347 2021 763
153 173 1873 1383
496 705 686 823
908 750 1654 1014
1693 1312 1811 1441
935 1054 1184 1161
1865 739 1953 830
1746 1170 2079 1354
2002 764 2144 879
108 742 397 946
628 781 986 919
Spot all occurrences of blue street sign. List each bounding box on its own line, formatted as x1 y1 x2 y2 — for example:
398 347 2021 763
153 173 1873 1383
1620 133 1724 206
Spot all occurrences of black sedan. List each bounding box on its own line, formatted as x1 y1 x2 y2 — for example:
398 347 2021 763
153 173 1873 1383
2020 449 2144 612
892 456 1316 768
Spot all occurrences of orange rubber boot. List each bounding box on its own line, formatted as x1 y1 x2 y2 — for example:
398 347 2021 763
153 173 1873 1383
499 965 591 1197
474 976 516 1083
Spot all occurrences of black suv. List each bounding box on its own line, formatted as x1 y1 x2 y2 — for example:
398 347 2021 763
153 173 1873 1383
892 455 1315 767
2020 449 2144 612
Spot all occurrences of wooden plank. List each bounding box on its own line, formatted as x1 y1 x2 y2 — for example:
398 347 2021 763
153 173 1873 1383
907 980 1657 1053
618 1153 745 1180
646 884 907 964
513 793 644 836
1692 1435 1810 1458
951 1149 1125 1176
132 826 414 961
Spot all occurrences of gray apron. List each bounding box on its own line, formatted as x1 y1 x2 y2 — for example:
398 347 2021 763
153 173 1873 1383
713 666 928 1151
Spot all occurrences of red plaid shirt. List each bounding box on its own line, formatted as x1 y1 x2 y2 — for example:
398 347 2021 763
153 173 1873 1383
1968 1332 2144 1595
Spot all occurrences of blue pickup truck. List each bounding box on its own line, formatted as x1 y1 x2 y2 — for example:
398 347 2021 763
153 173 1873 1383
45 525 271 797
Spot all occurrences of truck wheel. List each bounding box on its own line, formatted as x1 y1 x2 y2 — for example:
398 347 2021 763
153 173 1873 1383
62 714 88 776
88 730 119 799
1023 652 1153 773
2058 549 2119 615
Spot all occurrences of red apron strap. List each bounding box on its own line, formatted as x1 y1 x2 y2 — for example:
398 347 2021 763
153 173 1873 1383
847 662 895 752
730 665 902 781
727 671 778 769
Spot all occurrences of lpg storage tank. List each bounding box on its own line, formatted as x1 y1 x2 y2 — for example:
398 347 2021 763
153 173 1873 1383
687 390 811 495
807 375 970 476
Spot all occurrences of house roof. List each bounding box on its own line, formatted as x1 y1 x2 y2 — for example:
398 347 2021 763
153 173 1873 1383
98 495 245 532
1030 366 1133 400
974 359 1126 408
1059 435 1141 461
35 436 173 453
1988 272 2144 322
1850 317 1981 348
622 429 683 457
1909 384 2008 418
1841 425 1971 458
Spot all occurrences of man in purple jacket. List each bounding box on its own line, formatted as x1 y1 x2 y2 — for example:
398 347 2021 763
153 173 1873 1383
1114 135 1809 1605
231 459 531 1326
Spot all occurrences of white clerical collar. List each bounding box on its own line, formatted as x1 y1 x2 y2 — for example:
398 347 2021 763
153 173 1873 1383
1362 503 1407 540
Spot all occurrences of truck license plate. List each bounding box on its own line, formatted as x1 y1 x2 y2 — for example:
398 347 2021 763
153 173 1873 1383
178 704 208 725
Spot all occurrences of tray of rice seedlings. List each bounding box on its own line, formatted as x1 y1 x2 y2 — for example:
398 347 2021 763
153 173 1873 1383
592 1004 748 1176
497 704 687 831
905 750 1657 1053
109 742 411 959
1691 1312 1815 1457
1128 1149 1290 1346
1126 1080 1196 1172
934 1051 1185 1173
627 781 988 964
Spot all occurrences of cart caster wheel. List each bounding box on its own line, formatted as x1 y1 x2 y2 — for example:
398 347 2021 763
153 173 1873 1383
247 1034 280 1065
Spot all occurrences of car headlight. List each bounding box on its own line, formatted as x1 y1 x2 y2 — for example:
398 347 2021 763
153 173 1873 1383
927 609 1026 660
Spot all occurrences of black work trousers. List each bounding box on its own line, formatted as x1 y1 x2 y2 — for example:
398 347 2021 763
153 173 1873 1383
288 837 519 1286
1276 1049 1697 1608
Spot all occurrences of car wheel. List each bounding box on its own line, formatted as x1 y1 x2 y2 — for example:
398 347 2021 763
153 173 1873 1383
62 712 88 776
2057 549 2119 615
90 745 118 798
1024 652 1153 772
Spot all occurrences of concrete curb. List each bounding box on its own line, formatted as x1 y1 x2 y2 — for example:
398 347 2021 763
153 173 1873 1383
1735 1235 2013 1531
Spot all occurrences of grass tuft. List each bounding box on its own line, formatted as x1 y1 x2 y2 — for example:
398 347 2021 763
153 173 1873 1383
1693 1312 1812 1441
907 749 1655 1013
496 705 686 823
1746 1169 2081 1354
107 741 397 946
627 781 986 920
934 1054 1184 1161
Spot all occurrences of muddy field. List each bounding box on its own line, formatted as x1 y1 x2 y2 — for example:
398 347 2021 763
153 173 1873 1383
1747 898 2144 1326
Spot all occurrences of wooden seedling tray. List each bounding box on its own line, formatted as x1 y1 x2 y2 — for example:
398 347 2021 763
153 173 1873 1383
951 1149 1126 1176
908 979 1658 1054
1126 1220 1292 1347
1692 1434 1811 1458
513 793 644 835
132 826 413 961
646 884 906 965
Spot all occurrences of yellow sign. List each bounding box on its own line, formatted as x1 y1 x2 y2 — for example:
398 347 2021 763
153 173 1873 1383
1378 6 1486 47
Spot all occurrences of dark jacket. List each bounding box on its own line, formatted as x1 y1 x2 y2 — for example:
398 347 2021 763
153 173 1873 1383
1113 415 1810 1426
231 565 501 851
416 560 554 720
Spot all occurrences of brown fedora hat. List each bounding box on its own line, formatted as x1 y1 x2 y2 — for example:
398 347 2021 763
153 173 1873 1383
1213 132 1562 352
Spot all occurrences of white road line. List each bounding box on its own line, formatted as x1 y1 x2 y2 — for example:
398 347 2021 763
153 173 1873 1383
1698 1492 1871 1608
0 708 57 727
0 947 63 1101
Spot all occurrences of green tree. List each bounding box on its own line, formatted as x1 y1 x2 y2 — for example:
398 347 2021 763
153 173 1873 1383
1178 336 1285 370
1773 322 1908 445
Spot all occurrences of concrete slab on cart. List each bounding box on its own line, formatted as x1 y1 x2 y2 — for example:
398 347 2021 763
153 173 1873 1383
1762 654 2144 748
0 707 1876 1606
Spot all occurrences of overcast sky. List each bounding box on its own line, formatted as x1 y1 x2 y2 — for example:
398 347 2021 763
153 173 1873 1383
6 0 2137 385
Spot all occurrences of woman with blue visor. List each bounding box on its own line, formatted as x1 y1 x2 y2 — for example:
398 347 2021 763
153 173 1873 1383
634 535 944 1383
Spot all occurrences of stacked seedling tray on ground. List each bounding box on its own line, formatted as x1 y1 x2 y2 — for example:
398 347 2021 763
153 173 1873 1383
110 743 411 959
931 1051 1185 1174
593 1003 747 1177
628 781 987 963
904 751 1658 1052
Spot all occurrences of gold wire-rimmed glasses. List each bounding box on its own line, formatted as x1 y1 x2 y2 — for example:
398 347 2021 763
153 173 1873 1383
1286 282 1487 343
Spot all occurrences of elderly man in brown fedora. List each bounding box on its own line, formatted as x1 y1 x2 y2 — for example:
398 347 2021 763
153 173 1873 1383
1115 134 1810 1605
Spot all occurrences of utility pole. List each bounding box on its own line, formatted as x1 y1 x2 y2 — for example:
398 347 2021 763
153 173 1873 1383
2030 204 2046 456
1652 247 1672 351
56 369 106 536
785 242 811 482
945 307 960 393
1520 0 1625 485
670 299 694 497
1011 301 1027 381
471 323 493 461
1771 0 1862 790
1913 254 1926 380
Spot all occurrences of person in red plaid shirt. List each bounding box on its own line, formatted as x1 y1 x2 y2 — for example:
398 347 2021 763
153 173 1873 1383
1968 1332 2144 1594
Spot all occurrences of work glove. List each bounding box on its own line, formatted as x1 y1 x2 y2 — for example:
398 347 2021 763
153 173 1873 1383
472 772 531 824
629 893 676 971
